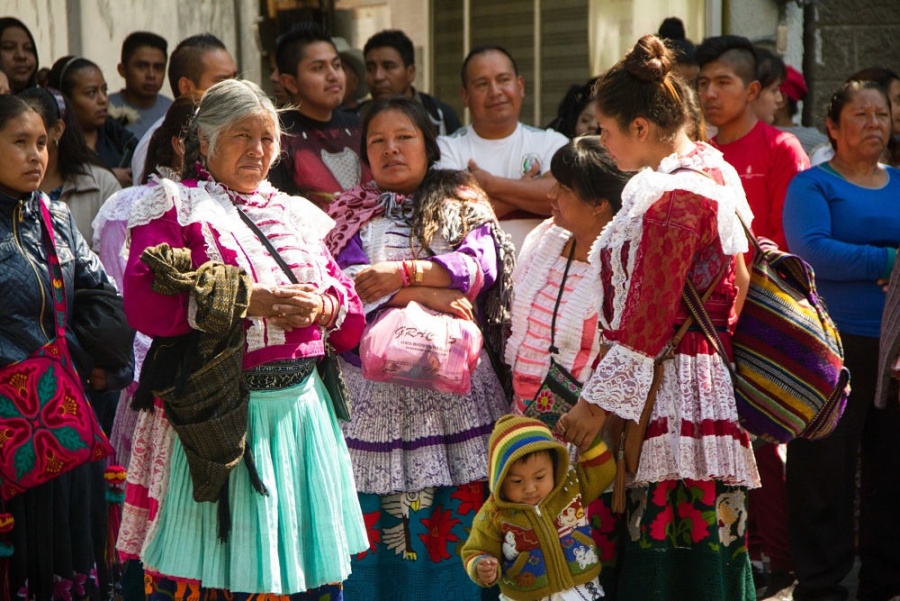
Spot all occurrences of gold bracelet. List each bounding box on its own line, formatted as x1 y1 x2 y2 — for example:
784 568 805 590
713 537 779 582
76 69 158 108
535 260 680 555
413 260 424 284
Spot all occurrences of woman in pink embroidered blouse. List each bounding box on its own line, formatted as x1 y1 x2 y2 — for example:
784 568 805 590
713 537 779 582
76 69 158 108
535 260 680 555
506 136 629 595
558 36 759 600
508 136 628 416
119 79 367 600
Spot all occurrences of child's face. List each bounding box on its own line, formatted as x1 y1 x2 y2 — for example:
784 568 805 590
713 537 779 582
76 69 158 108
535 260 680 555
501 452 555 505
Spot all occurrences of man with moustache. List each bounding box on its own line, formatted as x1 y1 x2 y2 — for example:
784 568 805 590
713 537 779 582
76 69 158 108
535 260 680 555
436 44 566 252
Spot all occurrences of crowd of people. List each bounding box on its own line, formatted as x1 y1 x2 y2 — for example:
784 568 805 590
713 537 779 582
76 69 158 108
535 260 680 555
1 12 900 601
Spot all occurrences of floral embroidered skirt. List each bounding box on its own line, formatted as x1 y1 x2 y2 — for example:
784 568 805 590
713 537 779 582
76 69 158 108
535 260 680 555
145 576 344 601
343 483 498 601
610 479 755 601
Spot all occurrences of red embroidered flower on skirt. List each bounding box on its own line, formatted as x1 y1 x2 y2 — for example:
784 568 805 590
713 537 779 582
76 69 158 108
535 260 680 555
418 506 461 562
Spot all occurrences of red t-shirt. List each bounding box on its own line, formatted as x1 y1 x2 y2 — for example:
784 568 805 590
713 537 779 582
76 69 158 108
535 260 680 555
712 120 809 250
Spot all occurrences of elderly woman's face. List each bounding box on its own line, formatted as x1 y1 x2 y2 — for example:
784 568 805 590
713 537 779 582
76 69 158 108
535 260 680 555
365 109 428 194
827 88 891 161
202 113 277 194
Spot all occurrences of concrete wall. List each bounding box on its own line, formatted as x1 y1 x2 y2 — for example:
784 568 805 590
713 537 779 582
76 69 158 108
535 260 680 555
724 0 803 69
334 0 430 92
804 0 900 128
8 0 261 97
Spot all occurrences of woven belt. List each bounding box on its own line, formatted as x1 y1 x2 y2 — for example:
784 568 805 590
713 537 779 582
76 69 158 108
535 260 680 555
244 358 317 391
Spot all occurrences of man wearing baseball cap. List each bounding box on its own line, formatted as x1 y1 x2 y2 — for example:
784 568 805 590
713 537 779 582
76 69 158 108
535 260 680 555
773 65 829 156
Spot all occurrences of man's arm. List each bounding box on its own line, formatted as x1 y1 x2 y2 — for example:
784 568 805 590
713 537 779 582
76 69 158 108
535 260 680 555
468 160 555 217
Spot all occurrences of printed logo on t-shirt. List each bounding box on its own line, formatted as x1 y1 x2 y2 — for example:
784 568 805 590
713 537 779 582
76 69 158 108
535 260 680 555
521 153 541 175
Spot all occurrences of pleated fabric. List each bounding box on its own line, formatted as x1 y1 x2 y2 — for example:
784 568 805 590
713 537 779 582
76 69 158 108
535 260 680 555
141 372 367 594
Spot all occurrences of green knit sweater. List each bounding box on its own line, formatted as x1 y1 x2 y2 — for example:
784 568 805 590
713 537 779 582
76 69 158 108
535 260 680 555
461 415 616 601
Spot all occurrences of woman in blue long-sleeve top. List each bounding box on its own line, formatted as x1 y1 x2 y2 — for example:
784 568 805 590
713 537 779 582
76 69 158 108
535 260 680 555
783 79 900 601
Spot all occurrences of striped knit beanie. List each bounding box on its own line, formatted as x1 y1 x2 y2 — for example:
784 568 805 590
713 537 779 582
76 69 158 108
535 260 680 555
488 415 568 496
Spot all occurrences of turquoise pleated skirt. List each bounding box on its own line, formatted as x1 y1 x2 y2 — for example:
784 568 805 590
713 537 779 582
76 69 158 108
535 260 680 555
141 371 367 594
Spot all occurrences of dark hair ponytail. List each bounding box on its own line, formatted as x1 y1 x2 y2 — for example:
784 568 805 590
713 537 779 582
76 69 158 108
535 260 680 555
593 34 688 136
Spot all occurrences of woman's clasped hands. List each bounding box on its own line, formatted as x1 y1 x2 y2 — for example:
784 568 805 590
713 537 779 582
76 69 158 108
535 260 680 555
249 283 332 331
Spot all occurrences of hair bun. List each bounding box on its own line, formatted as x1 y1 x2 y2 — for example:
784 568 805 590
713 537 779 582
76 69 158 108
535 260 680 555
624 35 673 84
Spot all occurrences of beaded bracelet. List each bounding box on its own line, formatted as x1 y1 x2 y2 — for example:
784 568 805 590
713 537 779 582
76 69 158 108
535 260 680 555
398 261 411 287
317 294 339 329
405 261 415 285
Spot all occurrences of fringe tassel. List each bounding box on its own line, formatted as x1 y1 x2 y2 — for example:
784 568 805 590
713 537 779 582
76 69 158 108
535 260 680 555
104 465 127 598
0 509 14 601
0 559 7 601
612 432 627 514
243 446 269 497
216 443 269 544
217 487 231 543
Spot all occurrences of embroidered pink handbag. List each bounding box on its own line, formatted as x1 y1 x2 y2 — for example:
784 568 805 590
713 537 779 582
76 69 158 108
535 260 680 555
360 301 483 395
0 201 113 500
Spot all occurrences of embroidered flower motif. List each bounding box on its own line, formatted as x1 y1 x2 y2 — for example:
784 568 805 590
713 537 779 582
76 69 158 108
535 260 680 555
677 502 709 543
534 389 555 413
72 573 87 597
649 505 674 541
450 482 485 516
60 394 78 416
44 449 65 474
651 480 676 507
418 506 460 563
685 479 716 506
52 575 72 601
588 497 621 561
356 510 382 560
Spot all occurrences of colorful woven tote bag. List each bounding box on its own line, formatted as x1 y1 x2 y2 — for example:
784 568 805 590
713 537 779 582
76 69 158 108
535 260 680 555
0 200 113 500
684 223 850 444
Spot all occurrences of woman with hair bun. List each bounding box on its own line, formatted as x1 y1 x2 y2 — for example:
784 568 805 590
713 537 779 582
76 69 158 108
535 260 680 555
558 34 759 600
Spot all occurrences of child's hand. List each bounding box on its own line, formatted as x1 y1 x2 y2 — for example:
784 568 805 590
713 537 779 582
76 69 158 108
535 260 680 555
476 556 499 586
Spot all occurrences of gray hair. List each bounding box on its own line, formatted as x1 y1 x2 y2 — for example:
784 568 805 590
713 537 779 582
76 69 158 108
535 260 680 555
181 79 282 180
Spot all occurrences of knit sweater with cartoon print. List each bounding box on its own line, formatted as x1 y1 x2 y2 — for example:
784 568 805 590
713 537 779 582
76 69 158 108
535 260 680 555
461 415 616 601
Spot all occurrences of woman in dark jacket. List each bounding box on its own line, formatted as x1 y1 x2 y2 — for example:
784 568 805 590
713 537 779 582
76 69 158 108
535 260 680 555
0 94 125 600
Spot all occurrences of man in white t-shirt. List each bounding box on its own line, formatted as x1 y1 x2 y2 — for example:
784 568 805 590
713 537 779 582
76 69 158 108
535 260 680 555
436 45 567 252
130 33 237 183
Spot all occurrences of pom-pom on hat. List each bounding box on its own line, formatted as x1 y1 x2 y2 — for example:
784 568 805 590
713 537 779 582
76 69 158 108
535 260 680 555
487 415 568 497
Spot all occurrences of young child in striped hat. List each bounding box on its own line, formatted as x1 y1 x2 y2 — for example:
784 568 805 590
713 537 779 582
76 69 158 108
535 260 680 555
461 415 616 600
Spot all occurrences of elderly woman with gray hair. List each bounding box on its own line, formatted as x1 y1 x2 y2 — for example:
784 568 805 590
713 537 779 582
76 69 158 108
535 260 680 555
118 79 367 601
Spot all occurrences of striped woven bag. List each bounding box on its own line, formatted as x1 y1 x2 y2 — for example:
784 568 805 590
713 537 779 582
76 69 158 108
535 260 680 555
683 221 851 444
